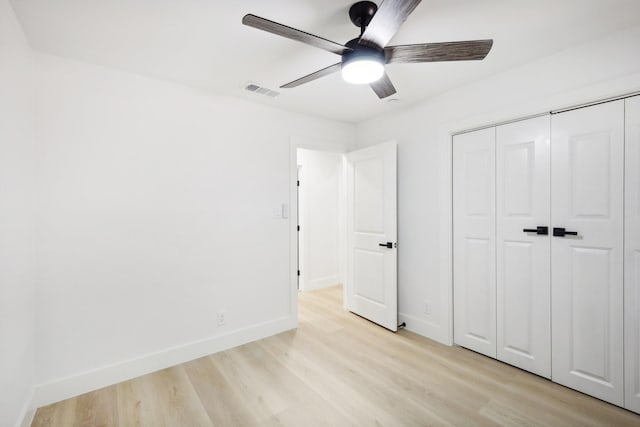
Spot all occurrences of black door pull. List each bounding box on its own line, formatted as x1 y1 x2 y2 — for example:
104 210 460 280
379 242 393 248
523 226 548 235
553 227 578 237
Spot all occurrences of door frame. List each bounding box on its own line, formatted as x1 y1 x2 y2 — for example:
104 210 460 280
289 136 348 326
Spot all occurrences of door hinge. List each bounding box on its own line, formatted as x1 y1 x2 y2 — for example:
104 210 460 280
297 225 300 231
297 180 300 187
297 270 300 276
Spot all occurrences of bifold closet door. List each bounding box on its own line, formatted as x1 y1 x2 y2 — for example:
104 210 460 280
495 116 551 378
453 128 496 358
551 100 624 405
625 95 640 413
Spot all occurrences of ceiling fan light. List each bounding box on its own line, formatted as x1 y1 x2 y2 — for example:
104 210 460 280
341 59 385 84
341 42 386 85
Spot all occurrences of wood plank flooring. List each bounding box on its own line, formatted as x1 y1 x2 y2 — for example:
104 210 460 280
32 285 640 426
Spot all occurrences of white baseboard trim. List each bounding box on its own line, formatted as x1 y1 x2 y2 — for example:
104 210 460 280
34 315 296 408
302 275 341 292
16 387 36 427
398 312 450 345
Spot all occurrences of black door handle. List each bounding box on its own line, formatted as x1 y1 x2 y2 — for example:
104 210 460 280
553 227 578 237
378 242 393 248
523 226 548 235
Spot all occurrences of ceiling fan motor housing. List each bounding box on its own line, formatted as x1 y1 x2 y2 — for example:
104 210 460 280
343 38 385 66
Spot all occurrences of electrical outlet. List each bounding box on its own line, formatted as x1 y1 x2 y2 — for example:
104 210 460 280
217 311 226 327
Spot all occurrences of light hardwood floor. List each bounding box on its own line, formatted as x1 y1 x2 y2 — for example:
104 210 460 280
33 285 640 426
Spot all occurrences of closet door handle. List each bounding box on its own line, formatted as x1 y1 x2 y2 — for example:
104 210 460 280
378 242 393 248
553 227 578 237
522 226 548 235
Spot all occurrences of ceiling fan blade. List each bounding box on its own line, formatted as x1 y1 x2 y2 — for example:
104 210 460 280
385 39 494 63
242 14 350 56
370 72 397 99
359 0 422 48
280 63 342 88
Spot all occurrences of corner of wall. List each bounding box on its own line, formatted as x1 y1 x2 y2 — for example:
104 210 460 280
16 387 36 427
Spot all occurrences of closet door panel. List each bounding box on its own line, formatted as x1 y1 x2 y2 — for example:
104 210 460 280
496 116 551 378
625 95 640 413
453 128 496 357
551 100 624 406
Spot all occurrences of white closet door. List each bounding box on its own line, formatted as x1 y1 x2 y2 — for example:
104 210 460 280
551 100 624 405
625 95 640 414
496 116 551 378
453 128 496 357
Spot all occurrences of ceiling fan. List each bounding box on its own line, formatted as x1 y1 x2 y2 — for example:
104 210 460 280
242 0 493 99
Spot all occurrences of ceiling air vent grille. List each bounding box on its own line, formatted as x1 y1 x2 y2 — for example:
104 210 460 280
244 82 280 98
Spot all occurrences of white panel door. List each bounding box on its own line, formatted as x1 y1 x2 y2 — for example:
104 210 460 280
496 116 551 378
626 95 640 414
551 100 624 405
345 141 397 331
453 128 497 357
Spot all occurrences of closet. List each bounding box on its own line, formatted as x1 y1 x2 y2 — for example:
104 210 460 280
453 96 639 413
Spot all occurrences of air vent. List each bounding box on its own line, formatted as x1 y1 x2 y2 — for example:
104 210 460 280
244 82 280 98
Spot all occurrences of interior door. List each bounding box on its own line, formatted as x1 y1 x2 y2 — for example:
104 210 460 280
496 116 551 378
453 128 497 358
551 100 624 405
345 141 397 331
625 95 640 413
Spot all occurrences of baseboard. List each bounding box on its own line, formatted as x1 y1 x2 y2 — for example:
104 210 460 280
16 386 36 427
34 315 296 408
302 275 341 291
398 312 450 345
19 409 35 427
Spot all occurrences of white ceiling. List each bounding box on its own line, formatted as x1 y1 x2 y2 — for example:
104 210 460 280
10 0 640 123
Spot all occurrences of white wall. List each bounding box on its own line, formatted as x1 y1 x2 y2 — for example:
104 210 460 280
297 149 343 291
356 24 640 345
33 54 355 405
0 1 37 426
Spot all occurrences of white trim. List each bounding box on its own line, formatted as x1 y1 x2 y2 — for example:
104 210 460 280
450 90 640 138
297 164 305 292
398 312 449 345
16 387 36 427
34 316 295 408
20 410 36 427
341 155 348 311
441 130 454 346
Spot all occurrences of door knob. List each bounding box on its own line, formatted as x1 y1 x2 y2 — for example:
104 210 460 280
378 242 393 248
522 226 548 235
553 227 578 237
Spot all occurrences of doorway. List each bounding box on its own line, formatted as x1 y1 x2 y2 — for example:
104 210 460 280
296 148 345 295
289 139 398 331
289 139 348 325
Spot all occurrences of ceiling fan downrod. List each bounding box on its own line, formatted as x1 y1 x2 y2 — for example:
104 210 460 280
348 1 378 36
